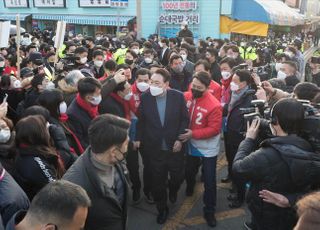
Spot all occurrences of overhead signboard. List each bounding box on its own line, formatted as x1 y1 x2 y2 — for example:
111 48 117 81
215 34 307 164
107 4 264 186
4 0 29 8
161 1 197 11
33 0 66 8
110 0 128 8
78 0 111 7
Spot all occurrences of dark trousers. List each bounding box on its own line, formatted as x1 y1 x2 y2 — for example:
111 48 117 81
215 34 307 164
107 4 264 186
225 129 246 200
186 155 217 213
126 143 141 191
150 150 184 212
139 146 152 195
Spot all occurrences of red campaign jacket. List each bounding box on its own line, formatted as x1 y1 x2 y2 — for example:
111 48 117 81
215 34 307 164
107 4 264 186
129 82 143 116
221 78 232 105
184 91 222 140
188 80 221 102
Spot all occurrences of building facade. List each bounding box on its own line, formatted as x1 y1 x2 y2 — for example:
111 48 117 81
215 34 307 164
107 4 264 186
0 0 226 39
0 0 136 36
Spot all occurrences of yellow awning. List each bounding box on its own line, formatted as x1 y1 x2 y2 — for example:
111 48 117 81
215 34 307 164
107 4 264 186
220 16 269 37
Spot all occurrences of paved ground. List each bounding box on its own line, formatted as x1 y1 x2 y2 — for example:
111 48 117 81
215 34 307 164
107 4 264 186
128 153 250 230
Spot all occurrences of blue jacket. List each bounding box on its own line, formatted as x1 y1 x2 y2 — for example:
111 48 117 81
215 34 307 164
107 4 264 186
136 89 189 151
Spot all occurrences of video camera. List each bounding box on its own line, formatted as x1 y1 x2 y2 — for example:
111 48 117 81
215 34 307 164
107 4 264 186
241 99 320 153
235 63 271 81
58 54 79 72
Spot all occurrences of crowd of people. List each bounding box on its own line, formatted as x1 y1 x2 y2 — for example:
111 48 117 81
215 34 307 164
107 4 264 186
0 22 320 230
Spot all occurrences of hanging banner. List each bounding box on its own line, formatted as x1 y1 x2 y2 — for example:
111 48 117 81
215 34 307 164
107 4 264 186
78 0 111 7
161 1 197 11
33 0 66 8
4 0 29 8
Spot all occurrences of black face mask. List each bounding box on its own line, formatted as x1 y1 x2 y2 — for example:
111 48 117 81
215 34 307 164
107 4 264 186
125 58 134 65
191 89 204 99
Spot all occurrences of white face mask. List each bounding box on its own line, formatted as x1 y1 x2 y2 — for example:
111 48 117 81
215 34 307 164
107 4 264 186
59 102 67 114
275 63 283 72
180 54 187 61
80 57 87 64
94 60 103 68
96 36 101 41
46 81 55 90
230 82 240 92
150 85 164 97
136 82 150 92
0 129 11 143
181 25 185 30
0 61 5 68
124 92 133 101
221 71 231 80
144 57 153 64
13 80 22 89
277 70 287 80
90 95 102 105
132 49 140 55
121 44 126 49
158 42 163 48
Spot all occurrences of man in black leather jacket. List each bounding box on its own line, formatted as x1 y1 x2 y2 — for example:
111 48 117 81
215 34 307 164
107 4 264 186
233 98 320 230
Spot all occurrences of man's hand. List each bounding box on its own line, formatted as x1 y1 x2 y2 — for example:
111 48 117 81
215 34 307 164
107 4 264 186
173 140 182 153
133 141 140 151
261 81 274 94
252 73 261 86
114 69 126 84
0 102 8 118
259 190 290 208
256 87 267 101
179 129 193 143
246 118 260 140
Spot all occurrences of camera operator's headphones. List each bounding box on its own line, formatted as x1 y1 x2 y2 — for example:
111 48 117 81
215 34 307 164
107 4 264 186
270 100 280 125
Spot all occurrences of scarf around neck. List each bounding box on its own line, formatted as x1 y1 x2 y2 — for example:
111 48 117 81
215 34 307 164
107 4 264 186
76 93 99 119
228 86 249 112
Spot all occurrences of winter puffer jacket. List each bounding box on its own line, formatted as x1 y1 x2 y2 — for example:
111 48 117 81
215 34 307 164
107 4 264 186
233 135 320 230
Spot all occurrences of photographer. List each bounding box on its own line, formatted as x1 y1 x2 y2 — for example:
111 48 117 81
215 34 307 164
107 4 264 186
233 98 320 230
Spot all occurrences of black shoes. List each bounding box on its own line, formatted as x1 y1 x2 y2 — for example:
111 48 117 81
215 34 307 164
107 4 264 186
132 189 141 204
169 190 177 204
144 192 154 204
157 207 169 224
204 212 217 228
186 184 194 196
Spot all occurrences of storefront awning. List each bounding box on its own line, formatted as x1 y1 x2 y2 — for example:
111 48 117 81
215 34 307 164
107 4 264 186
0 14 31 21
231 0 305 26
32 14 134 26
220 16 269 37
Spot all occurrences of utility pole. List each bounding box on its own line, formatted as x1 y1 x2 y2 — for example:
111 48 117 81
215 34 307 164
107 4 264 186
136 0 142 39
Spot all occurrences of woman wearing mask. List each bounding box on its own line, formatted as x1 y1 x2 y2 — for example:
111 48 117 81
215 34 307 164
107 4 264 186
225 69 257 208
13 115 65 200
38 89 84 156
219 57 237 184
0 116 16 174
0 74 24 122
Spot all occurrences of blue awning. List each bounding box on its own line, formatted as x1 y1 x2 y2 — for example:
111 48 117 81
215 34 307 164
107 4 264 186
232 0 305 26
0 13 31 21
32 14 134 26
